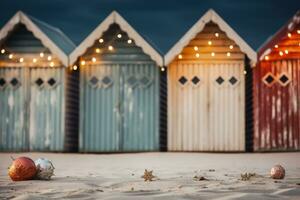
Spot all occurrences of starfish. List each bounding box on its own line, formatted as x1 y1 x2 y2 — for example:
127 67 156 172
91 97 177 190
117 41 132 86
141 169 155 181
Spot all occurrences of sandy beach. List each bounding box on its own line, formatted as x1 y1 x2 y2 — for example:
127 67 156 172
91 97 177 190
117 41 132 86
0 152 300 199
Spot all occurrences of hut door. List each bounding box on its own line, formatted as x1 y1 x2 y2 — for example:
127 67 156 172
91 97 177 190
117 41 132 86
0 68 27 151
29 68 64 151
121 64 159 151
169 62 245 151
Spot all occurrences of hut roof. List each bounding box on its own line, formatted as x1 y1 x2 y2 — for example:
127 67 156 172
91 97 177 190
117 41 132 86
258 10 300 61
0 11 75 66
164 9 257 66
70 11 163 66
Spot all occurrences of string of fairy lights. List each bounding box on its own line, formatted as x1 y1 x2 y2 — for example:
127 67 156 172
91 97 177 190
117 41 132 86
0 48 56 67
264 30 300 61
72 32 135 71
176 31 235 60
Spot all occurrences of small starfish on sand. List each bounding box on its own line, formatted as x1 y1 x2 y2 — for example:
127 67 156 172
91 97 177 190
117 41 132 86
141 169 156 181
240 172 256 181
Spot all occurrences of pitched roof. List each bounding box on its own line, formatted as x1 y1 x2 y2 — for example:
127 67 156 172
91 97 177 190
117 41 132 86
70 11 163 66
0 11 75 66
164 9 257 66
258 10 300 61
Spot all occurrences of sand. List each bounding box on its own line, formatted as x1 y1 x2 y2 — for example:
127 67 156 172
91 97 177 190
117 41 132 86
0 152 300 199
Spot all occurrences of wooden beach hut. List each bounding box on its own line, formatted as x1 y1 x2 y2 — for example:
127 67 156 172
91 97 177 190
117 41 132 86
254 10 300 151
0 11 77 152
165 9 256 151
70 11 163 152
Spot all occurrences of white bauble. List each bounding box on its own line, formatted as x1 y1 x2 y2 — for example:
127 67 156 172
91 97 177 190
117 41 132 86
35 158 54 180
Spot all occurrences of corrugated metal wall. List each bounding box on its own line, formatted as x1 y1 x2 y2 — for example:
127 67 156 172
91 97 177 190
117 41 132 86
168 62 245 151
79 24 160 152
244 57 254 152
253 59 300 151
64 68 80 152
159 69 168 151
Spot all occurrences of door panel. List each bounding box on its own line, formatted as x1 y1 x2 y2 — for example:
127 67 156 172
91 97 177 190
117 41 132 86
29 68 64 151
0 68 27 151
121 63 159 151
208 63 245 151
81 64 120 152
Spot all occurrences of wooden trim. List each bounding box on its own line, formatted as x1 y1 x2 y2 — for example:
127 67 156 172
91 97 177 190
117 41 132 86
0 11 69 66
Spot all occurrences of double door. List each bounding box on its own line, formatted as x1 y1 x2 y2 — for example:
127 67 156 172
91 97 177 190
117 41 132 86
0 67 64 151
168 62 245 151
80 63 159 152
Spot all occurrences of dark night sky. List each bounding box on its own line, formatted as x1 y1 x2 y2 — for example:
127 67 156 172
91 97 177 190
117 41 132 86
0 0 299 53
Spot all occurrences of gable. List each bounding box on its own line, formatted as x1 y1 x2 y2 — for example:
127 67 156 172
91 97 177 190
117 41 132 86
165 9 256 66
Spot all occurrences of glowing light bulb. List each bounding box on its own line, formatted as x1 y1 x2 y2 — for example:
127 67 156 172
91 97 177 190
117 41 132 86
288 33 292 38
1 49 5 54
178 54 182 59
297 30 300 34
227 52 231 57
229 45 233 49
127 39 132 44
92 57 97 62
33 58 37 63
194 46 198 51
208 41 212 45
81 60 86 66
108 45 114 51
95 48 101 53
279 51 284 56
274 44 278 48
161 67 165 72
40 52 44 58
211 52 215 57
244 70 247 75
50 62 54 67
196 53 200 58
9 54 13 59
73 65 78 70
47 56 52 61
99 38 104 43
117 34 122 38
215 32 219 37
265 56 269 60
285 49 289 54
19 58 24 63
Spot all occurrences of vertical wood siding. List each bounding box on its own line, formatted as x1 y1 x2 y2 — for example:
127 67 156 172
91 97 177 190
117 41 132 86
168 62 245 151
254 59 300 151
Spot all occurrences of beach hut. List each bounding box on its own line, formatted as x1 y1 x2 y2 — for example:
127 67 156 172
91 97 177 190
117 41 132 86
0 11 77 152
70 11 163 152
165 9 256 151
254 10 300 151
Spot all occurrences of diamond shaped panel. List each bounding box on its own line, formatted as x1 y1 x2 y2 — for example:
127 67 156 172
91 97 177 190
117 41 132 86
178 76 188 85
